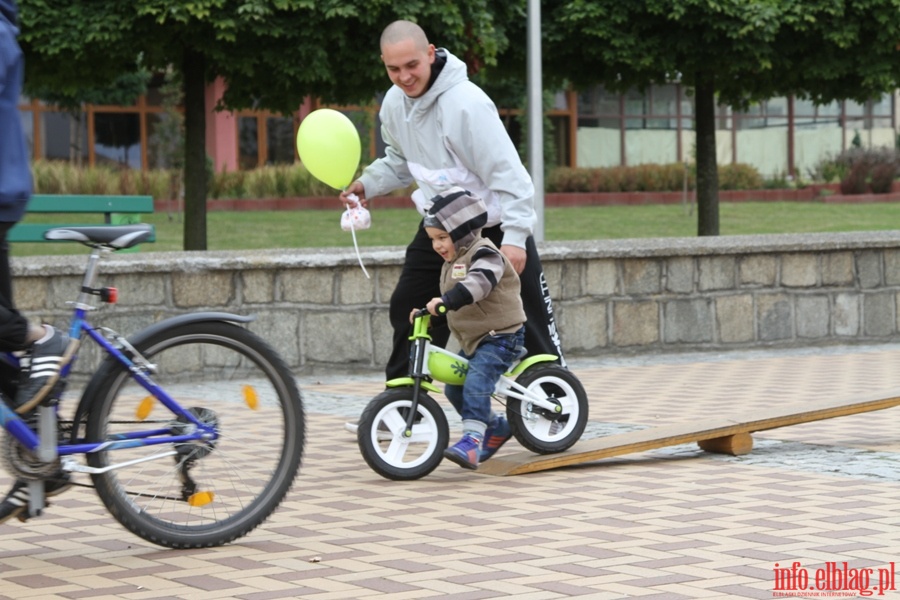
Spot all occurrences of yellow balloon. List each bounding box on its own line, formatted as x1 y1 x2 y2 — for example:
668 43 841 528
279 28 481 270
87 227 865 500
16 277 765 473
296 109 362 190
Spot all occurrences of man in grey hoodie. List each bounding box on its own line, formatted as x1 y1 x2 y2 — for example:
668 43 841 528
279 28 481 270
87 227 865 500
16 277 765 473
1 0 72 524
340 21 565 454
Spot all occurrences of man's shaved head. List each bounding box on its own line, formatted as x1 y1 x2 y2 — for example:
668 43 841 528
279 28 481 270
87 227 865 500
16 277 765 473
380 20 430 52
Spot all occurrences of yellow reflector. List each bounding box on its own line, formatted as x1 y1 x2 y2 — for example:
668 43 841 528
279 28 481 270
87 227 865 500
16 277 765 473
243 385 259 410
136 397 155 420
188 491 215 507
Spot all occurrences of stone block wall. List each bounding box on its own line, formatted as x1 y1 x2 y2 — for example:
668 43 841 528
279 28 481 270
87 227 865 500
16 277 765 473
11 231 900 379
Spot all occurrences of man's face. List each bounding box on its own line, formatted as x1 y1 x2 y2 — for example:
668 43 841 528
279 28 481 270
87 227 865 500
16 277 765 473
426 227 456 262
381 39 436 98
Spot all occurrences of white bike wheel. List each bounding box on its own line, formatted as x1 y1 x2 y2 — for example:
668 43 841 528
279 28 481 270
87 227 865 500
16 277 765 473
508 365 588 454
357 389 449 480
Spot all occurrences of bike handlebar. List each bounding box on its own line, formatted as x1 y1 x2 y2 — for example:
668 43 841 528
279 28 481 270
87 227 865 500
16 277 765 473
415 303 447 318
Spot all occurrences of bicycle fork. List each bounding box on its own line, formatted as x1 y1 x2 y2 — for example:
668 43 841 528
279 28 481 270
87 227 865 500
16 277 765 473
403 338 429 436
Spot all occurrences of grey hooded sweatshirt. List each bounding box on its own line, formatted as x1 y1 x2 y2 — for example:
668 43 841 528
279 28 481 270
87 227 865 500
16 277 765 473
358 49 536 250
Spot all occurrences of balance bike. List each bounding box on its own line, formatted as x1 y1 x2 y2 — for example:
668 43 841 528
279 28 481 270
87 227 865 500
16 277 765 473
357 308 588 480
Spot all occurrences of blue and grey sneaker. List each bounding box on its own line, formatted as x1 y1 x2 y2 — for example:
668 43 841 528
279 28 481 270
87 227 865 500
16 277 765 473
15 326 72 414
443 434 482 470
480 416 512 462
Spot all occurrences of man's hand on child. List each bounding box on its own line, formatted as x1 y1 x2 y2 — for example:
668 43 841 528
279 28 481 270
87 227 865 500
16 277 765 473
500 245 526 274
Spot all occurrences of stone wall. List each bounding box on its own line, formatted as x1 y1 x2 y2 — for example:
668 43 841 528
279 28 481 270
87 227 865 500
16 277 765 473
11 230 900 378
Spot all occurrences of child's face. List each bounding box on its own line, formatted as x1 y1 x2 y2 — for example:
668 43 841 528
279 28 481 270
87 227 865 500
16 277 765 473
425 226 456 262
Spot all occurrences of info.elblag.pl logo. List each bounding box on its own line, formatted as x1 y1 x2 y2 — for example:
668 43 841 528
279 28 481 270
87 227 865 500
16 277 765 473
773 562 897 597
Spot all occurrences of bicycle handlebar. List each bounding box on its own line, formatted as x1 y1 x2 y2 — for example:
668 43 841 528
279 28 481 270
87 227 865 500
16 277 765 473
414 303 447 318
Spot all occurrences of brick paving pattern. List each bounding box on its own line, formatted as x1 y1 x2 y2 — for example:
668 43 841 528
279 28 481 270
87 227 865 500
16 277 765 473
1 345 899 599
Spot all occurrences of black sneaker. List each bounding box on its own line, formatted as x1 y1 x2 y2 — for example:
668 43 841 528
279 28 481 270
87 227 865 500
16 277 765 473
0 473 73 524
15 326 72 415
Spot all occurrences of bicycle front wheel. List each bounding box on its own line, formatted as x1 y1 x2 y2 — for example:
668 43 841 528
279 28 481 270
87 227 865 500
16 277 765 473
82 320 304 548
357 388 449 481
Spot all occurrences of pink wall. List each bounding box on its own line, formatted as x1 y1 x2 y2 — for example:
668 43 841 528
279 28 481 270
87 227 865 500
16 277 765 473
205 78 238 173
205 79 312 172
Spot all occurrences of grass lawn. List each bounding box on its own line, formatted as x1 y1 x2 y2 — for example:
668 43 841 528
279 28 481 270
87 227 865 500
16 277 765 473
10 200 900 257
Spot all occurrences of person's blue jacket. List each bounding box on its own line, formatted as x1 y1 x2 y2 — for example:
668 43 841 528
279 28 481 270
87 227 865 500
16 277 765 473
0 0 32 223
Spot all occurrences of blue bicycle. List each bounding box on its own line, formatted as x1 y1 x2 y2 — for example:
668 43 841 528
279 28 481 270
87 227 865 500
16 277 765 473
1 224 305 548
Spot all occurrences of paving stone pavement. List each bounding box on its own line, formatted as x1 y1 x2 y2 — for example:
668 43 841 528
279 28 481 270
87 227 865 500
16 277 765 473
2 344 900 599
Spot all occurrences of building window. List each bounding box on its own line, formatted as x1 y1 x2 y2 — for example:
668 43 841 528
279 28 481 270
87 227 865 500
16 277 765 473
94 112 142 168
266 116 296 165
238 116 260 169
41 110 88 162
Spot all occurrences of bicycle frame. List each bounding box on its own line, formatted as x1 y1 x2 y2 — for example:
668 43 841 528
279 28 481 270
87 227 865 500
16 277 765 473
387 311 563 433
2 225 306 547
2 244 229 469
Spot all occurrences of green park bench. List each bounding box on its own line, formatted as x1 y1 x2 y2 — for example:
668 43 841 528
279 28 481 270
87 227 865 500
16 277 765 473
8 194 156 245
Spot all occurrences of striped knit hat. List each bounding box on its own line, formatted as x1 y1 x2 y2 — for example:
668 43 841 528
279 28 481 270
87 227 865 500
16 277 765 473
423 187 488 245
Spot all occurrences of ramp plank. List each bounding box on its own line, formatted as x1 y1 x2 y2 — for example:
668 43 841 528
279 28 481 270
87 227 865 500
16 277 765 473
477 389 900 476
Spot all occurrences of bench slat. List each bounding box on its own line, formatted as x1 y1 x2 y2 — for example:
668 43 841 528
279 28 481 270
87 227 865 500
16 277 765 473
27 195 154 213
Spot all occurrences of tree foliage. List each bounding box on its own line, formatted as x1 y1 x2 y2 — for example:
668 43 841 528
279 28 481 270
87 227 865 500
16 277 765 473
18 0 515 248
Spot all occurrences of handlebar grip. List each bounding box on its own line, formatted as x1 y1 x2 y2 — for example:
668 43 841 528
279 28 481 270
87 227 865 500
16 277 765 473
435 303 447 315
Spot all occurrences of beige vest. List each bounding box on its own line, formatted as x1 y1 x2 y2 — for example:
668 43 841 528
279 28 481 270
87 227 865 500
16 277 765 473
440 237 527 355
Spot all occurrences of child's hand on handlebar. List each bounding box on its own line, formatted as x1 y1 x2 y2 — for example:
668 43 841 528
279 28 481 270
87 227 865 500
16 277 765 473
426 298 446 316
409 300 447 324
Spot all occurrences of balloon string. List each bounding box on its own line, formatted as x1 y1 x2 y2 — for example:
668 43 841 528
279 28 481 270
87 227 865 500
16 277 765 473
349 217 370 279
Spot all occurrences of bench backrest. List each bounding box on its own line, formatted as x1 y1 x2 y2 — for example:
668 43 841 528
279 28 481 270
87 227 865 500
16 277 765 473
26 194 155 215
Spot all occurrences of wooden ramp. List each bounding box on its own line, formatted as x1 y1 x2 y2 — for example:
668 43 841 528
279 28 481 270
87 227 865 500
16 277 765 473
477 388 900 476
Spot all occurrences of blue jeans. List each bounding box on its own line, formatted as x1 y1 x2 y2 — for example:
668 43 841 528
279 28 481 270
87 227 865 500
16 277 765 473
444 327 525 427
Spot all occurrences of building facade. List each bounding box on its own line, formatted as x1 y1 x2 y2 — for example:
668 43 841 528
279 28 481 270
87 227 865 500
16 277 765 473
18 80 898 180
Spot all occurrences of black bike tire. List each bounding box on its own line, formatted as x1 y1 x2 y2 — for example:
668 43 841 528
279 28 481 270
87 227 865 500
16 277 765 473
82 321 304 548
507 364 589 454
357 388 449 481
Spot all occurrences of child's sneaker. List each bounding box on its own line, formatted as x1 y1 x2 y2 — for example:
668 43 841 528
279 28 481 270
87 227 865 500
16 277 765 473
443 434 482 470
480 416 512 462
15 326 72 415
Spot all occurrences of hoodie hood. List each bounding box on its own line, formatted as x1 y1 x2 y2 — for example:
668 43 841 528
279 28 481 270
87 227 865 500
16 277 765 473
0 0 17 27
424 187 488 250
398 48 467 117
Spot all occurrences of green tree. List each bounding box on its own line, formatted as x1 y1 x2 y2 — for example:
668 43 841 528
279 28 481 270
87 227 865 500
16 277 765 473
18 0 511 249
542 0 900 236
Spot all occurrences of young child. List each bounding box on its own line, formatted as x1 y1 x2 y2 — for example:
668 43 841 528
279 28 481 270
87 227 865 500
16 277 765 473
419 187 527 470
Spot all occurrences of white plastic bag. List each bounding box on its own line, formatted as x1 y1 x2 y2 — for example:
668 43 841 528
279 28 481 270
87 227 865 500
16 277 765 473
341 205 371 231
341 194 371 279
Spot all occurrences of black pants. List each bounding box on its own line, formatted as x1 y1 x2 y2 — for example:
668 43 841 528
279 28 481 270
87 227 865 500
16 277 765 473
385 221 565 380
0 221 27 399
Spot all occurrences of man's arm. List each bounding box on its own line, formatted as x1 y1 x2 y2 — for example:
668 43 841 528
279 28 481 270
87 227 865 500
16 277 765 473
446 87 536 259
357 123 414 199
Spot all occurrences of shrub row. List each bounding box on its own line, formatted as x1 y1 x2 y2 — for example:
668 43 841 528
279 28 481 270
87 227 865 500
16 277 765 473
37 155 896 201
32 161 414 201
546 163 765 193
809 147 900 195
32 160 182 201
